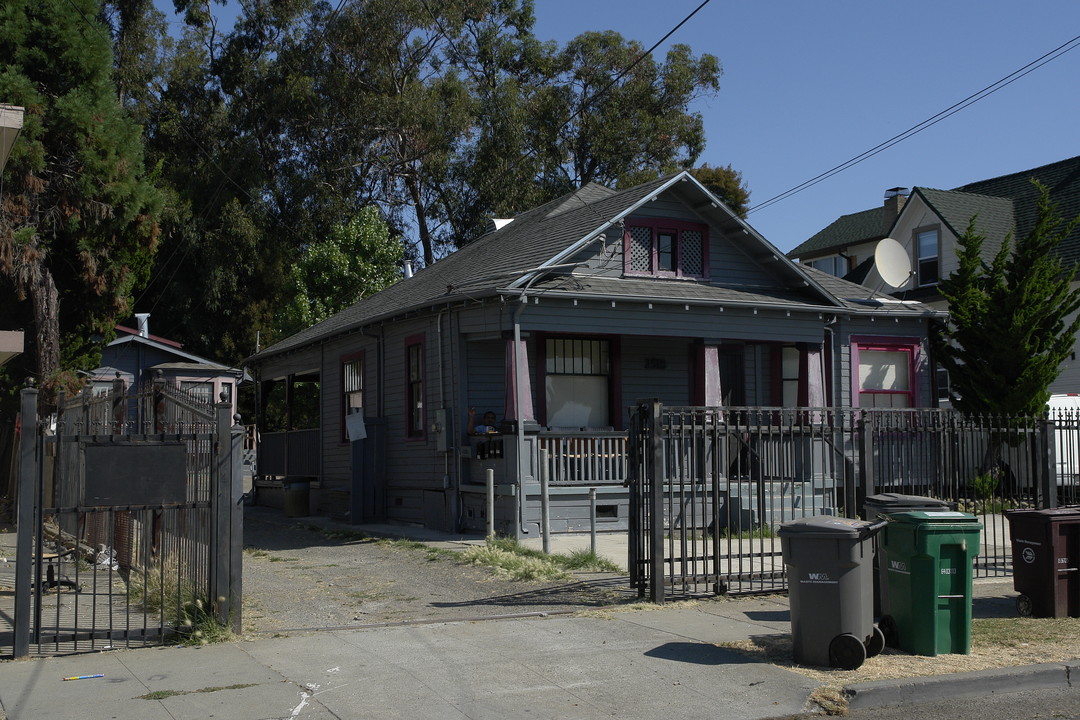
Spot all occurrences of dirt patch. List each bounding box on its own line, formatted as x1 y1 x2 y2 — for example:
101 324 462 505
240 509 633 635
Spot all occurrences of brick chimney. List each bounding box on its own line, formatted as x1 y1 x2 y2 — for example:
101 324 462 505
883 187 909 234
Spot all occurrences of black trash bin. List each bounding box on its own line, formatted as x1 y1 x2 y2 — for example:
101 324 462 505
284 478 311 518
1005 507 1080 618
778 516 887 670
864 493 955 617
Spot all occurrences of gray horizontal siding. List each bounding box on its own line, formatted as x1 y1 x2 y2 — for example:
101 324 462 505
518 299 824 343
621 337 691 406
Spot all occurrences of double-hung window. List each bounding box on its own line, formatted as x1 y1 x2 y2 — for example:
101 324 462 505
405 336 425 438
853 338 917 408
625 218 708 279
915 227 939 286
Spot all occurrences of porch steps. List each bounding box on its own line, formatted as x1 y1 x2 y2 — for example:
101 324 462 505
718 481 836 532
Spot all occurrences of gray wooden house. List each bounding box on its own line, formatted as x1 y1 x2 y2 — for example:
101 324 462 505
88 313 244 416
246 172 943 536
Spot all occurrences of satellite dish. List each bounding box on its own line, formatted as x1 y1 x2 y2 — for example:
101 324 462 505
874 237 912 289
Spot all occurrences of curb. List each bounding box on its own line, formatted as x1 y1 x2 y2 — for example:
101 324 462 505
844 661 1078 709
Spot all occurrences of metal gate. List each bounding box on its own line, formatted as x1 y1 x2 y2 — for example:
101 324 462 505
5 379 243 658
629 400 1067 603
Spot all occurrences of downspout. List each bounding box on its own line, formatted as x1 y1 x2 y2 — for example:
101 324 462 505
823 315 838 407
512 296 527 539
436 306 457 528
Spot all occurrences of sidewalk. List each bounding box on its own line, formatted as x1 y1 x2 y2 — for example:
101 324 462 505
0 576 1076 719
1 517 1076 719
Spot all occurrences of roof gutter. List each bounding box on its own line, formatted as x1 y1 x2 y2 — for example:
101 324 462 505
499 287 948 320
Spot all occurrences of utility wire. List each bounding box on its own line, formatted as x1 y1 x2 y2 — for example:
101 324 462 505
750 33 1080 215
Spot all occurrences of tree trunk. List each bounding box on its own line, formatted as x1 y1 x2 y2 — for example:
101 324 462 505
406 173 434 266
30 263 61 402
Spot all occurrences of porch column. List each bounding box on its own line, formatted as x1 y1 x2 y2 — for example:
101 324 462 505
504 337 534 422
693 343 723 406
800 344 825 407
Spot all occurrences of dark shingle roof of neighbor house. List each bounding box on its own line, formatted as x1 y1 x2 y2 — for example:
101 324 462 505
795 207 886 257
788 155 1080 265
912 187 1014 262
250 172 938 363
954 155 1080 267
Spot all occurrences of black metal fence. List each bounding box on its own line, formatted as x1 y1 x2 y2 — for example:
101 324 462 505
6 382 243 658
629 401 1079 602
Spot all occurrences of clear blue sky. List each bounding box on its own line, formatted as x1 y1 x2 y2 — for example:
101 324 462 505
158 0 1080 254
530 0 1080 253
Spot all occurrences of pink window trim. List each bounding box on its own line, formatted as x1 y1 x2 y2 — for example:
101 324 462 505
850 335 921 408
623 217 709 280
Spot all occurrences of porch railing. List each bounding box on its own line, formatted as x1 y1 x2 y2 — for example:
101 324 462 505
258 429 321 478
630 403 1079 601
538 431 628 486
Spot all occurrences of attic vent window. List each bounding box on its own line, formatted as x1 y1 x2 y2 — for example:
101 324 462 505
624 218 708 279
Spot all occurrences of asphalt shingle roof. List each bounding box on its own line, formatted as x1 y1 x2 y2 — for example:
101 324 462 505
251 176 673 360
789 155 1080 266
250 171 943 364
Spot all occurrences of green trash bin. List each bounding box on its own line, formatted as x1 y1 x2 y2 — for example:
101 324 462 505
878 510 982 656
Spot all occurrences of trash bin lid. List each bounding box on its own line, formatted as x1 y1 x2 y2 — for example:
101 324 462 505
864 492 951 509
886 510 980 526
777 515 879 538
1006 506 1080 521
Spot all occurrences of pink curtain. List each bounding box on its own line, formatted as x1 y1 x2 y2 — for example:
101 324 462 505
695 344 723 406
504 338 535 422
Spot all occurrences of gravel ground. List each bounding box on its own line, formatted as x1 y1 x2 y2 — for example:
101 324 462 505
240 507 634 635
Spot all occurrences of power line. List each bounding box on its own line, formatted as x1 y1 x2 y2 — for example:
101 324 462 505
749 33 1080 215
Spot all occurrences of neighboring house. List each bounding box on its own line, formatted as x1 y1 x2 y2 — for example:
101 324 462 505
789 155 1080 398
88 313 244 415
246 172 943 536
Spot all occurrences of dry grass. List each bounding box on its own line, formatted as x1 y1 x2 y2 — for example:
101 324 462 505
719 617 1080 715
720 616 1080 685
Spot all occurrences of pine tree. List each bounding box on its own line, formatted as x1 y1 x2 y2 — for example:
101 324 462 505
0 0 163 404
938 181 1080 416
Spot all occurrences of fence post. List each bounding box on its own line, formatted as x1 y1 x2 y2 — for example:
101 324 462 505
212 398 244 632
858 412 875 514
14 384 39 659
1039 416 1057 510
648 399 665 604
540 448 551 554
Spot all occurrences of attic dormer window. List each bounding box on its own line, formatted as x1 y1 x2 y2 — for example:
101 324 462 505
624 218 708 279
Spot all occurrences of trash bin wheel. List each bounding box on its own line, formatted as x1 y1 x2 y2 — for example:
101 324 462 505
878 615 899 648
865 625 886 658
1016 594 1033 617
829 633 867 670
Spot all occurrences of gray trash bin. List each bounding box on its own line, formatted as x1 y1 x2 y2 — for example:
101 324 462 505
778 515 887 670
863 493 954 617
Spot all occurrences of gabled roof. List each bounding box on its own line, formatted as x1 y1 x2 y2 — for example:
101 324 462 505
912 187 1014 261
789 155 1080 265
954 155 1080 266
249 172 917 364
